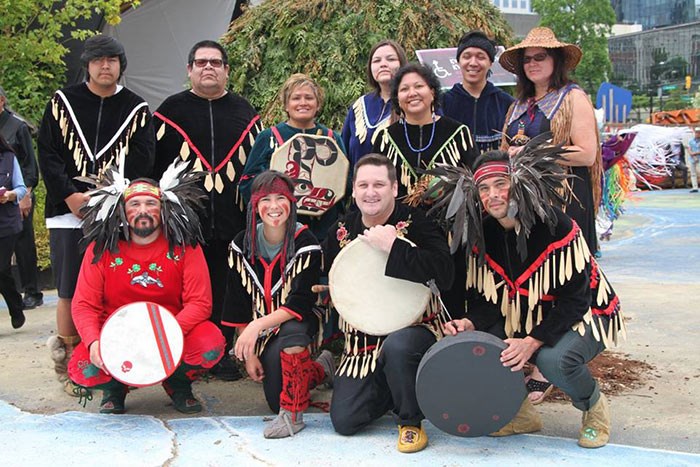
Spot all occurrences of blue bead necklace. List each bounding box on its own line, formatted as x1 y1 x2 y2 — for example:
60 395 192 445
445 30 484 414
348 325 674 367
403 114 436 156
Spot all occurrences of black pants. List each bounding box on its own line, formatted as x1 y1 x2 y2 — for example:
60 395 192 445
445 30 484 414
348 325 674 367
0 233 23 318
260 316 319 413
330 326 436 435
203 238 236 350
14 194 40 295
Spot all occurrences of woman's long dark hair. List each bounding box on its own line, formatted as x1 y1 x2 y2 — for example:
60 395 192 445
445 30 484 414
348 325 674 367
514 48 573 101
390 62 442 116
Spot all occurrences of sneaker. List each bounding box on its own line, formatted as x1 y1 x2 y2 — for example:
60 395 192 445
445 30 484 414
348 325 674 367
578 393 610 448
315 350 336 388
209 355 243 381
22 293 44 310
397 424 428 453
691 189 698 193
263 409 305 438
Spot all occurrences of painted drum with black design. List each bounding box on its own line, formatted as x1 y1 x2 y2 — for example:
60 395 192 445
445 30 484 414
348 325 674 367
269 133 349 216
416 331 526 437
99 301 184 387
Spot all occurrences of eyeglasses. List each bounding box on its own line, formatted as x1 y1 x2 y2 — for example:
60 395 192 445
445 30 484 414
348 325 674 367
192 58 225 68
522 52 549 64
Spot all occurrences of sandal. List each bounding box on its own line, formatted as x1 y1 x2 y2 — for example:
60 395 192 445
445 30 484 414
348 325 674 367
99 388 127 414
526 377 554 405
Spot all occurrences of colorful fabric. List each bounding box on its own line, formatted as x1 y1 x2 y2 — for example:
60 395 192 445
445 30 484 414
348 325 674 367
69 234 224 387
279 349 325 421
124 181 161 201
72 235 215 347
341 93 393 167
474 161 510 185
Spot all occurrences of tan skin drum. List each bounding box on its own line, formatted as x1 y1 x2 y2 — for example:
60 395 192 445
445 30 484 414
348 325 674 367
99 301 184 387
328 237 431 336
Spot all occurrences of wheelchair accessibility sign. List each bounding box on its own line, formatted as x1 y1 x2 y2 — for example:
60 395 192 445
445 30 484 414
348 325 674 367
416 47 516 89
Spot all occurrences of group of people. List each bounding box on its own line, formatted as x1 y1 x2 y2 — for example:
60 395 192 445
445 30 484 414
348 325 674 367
1 24 625 454
0 86 45 332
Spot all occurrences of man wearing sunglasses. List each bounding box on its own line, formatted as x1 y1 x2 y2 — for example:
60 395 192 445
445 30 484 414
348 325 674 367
153 40 263 381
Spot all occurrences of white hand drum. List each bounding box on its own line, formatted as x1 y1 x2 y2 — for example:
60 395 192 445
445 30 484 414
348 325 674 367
99 301 184 387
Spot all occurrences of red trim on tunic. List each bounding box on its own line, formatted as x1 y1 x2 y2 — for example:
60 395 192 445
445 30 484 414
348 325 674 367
480 222 580 300
220 320 247 328
279 305 302 321
154 111 260 173
593 295 619 316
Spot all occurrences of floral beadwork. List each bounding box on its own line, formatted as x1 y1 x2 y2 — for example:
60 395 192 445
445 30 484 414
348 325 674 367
337 222 350 248
395 217 412 238
109 257 123 270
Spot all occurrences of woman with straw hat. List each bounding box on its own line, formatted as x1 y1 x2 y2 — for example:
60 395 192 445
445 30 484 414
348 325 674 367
499 27 603 411
499 28 601 252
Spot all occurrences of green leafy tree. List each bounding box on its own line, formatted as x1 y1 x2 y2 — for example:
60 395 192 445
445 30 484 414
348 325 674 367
0 0 137 124
532 0 616 94
0 0 137 269
223 0 513 128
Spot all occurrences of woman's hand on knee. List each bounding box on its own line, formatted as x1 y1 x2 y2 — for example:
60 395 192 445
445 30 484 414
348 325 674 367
244 355 265 382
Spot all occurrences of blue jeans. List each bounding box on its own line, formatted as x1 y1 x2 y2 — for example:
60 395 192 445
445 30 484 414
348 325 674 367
535 325 605 411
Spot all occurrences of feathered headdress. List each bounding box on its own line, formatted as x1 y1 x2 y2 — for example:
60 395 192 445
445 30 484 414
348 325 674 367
420 132 572 262
77 159 206 262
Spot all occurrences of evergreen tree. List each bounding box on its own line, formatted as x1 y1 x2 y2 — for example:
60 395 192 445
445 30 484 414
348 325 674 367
223 0 513 128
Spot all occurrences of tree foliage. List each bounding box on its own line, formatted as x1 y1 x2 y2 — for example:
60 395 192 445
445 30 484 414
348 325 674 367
222 0 513 128
0 0 138 125
532 0 616 94
0 0 137 270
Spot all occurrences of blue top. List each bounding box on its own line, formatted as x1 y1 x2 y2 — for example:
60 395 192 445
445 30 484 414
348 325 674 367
341 93 393 167
689 137 700 155
9 156 27 202
442 81 514 153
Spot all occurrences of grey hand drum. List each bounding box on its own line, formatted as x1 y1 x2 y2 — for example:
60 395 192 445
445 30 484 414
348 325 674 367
100 301 184 387
416 331 526 437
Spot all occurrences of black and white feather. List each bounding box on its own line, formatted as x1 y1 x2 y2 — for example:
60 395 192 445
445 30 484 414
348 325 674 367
420 164 485 263
77 159 207 262
509 132 572 259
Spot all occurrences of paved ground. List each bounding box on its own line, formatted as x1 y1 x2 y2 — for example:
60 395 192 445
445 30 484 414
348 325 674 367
1 188 699 466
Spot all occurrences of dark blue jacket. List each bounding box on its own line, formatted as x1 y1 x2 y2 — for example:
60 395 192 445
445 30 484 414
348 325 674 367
442 81 514 154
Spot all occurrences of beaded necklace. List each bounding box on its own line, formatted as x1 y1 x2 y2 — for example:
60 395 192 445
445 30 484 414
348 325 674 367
403 114 436 157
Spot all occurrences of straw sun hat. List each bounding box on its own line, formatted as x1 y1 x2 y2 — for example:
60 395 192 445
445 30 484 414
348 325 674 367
498 27 582 74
